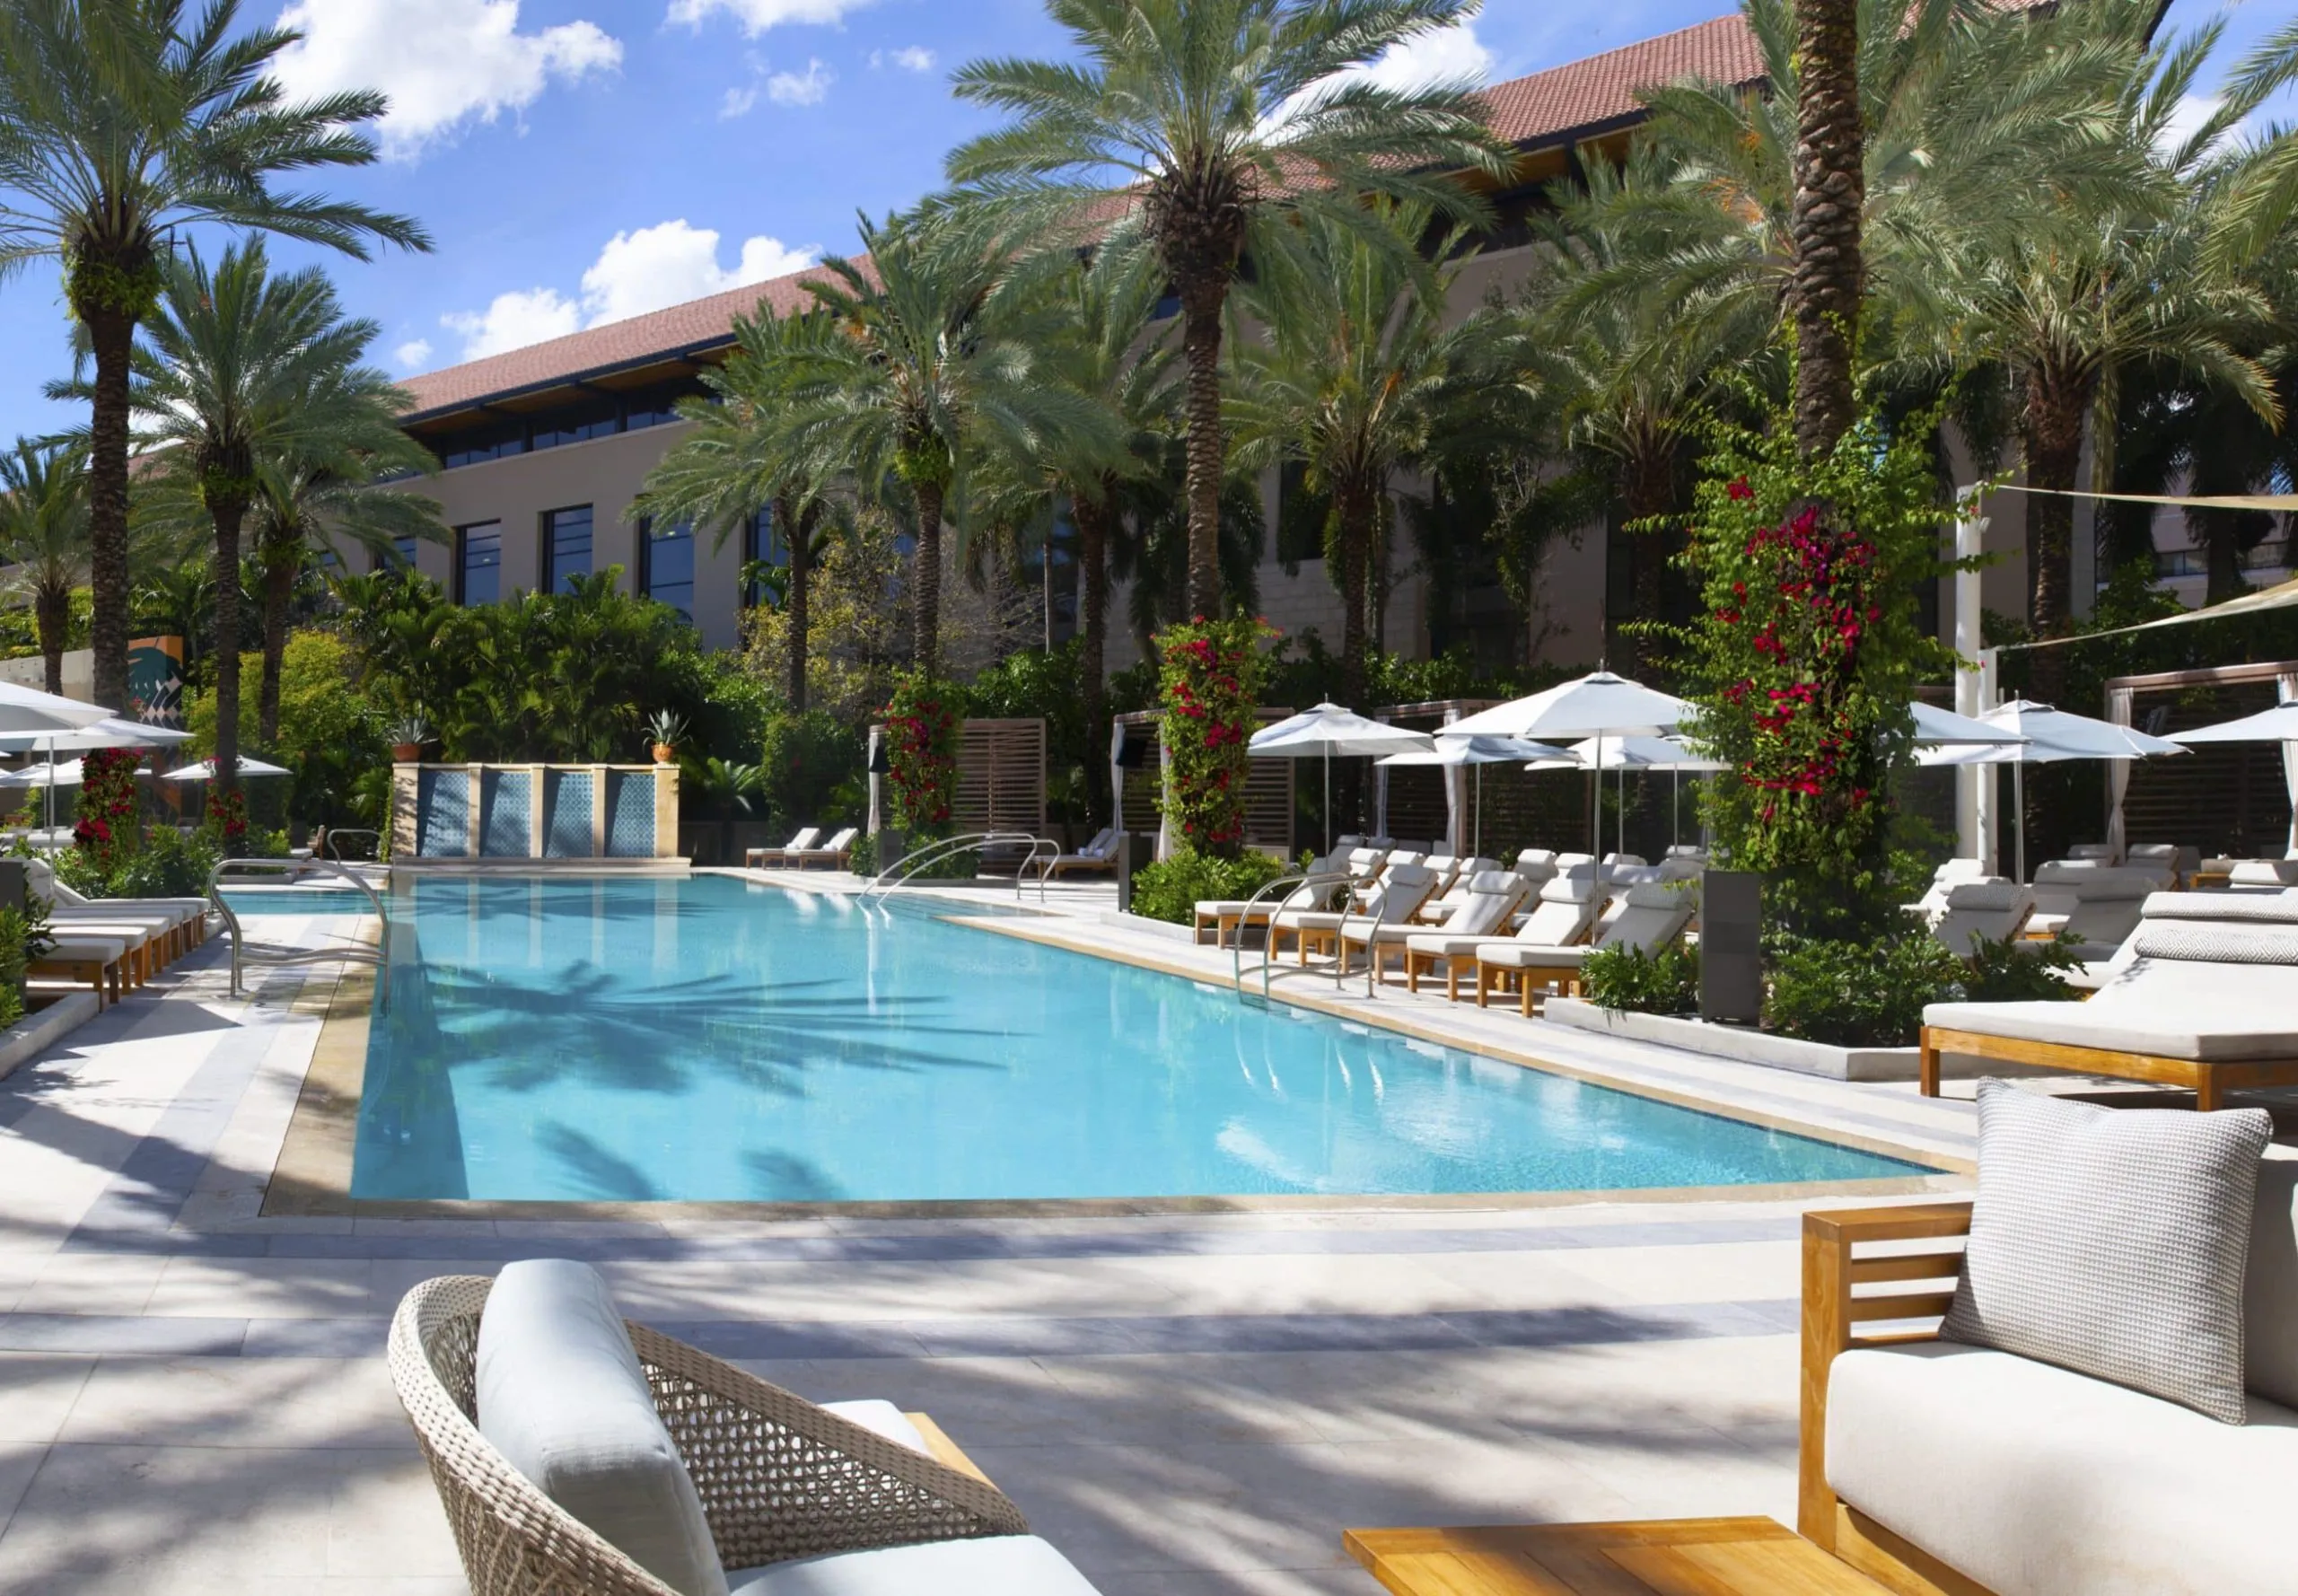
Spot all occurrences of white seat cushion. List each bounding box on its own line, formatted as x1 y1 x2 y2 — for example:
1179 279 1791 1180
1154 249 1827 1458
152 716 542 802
727 1535 1101 1595
816 1399 926 1454
478 1260 729 1596
1923 992 2298 1060
1827 1342 2298 1596
1478 943 1592 971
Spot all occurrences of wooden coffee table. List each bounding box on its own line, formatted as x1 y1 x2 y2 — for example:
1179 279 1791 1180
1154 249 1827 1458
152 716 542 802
1344 1517 1893 1594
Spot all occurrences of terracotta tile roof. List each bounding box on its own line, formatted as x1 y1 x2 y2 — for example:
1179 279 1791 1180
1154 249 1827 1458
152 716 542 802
404 14 1775 423
1482 13 1767 148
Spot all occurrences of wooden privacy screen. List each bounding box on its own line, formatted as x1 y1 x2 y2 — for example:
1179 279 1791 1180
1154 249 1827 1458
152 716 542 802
952 718 1048 837
1112 710 1294 857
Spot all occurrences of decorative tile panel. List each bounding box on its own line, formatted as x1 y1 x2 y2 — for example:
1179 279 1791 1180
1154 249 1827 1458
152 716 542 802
480 770 533 857
604 770 656 858
543 770 595 858
416 769 471 858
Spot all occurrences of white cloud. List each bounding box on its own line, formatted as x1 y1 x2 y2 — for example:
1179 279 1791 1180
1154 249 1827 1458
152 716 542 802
579 220 819 326
2157 92 2251 160
720 83 759 118
767 58 833 106
272 0 622 161
666 0 873 39
442 220 820 359
443 287 581 360
393 338 434 370
1354 20 1494 93
871 45 934 72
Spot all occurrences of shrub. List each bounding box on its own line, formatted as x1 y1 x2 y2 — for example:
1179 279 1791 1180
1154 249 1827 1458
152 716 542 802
113 828 223 899
73 746 142 872
0 901 50 1029
1127 846 1291 925
1958 929 2083 1002
1154 615 1274 859
1583 942 1701 1015
846 831 879 877
1764 930 1963 1048
881 672 961 837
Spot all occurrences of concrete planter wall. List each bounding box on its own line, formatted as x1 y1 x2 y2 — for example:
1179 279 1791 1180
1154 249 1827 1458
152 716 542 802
1543 996 1922 1082
390 763 680 861
0 991 101 1083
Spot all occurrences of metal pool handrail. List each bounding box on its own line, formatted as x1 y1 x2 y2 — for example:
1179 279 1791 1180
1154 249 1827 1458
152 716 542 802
1228 869 1355 1002
863 832 1054 902
207 855 390 1000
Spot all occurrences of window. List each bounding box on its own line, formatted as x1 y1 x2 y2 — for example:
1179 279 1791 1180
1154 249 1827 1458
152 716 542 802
395 535 421 567
374 534 420 574
743 504 786 608
457 522 502 606
642 520 696 623
544 505 592 592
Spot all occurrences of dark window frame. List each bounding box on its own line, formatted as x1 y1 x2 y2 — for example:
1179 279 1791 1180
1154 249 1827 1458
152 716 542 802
639 516 697 625
456 521 503 607
542 504 594 593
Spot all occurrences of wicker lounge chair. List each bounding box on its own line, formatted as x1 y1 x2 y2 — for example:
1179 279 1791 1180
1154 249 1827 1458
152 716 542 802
1403 865 1601 1001
1921 890 2298 1109
390 1273 1101 1596
791 826 859 871
745 828 819 869
1476 879 1697 1015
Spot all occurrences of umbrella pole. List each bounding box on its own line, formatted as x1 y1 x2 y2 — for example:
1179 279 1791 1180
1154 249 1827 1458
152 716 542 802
1323 750 1331 855
1473 763 1481 859
2014 762 2026 886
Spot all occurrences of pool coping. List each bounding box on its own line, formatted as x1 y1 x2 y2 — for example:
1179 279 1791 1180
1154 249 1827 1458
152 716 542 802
261 883 1969 1220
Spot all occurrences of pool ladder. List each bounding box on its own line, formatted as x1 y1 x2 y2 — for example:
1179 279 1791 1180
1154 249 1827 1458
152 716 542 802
207 855 390 1001
1227 869 1387 1003
860 831 1060 903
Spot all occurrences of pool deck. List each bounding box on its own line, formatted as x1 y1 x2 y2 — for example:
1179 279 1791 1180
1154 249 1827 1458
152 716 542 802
0 886 2004 1594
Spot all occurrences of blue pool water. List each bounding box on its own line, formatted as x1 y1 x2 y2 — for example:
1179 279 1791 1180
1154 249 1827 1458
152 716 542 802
224 890 373 916
351 875 1929 1202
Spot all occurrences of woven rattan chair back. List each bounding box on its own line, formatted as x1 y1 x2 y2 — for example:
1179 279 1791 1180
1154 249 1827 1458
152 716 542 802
388 1274 1031 1596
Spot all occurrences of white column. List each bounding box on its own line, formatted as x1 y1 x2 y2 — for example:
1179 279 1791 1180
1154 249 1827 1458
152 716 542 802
1952 506 1988 860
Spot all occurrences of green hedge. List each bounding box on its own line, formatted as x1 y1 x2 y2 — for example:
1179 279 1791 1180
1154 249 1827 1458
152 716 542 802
1582 942 1700 1015
1126 847 1292 925
1763 926 2079 1048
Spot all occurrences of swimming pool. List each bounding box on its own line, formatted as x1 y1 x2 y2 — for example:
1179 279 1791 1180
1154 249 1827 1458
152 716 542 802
350 875 1929 1203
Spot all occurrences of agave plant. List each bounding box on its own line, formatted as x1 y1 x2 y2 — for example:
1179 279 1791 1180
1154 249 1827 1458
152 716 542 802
645 710 689 751
385 714 430 750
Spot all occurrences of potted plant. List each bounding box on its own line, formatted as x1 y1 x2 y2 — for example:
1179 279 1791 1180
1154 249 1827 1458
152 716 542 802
387 715 430 763
646 710 688 766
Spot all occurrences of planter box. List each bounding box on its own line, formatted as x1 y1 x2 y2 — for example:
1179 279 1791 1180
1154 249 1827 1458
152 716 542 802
1544 997 1922 1082
0 990 101 1083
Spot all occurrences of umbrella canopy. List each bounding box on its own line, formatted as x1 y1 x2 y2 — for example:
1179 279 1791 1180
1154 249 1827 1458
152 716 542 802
1909 701 2029 747
1250 703 1434 758
0 759 92 788
0 681 113 736
1375 733 1571 767
1914 700 2187 766
162 757 292 781
0 716 192 752
2165 702 2298 744
1445 671 1689 741
1532 734 1728 773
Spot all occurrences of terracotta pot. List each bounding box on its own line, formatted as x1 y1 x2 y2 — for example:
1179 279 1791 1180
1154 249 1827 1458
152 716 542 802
652 743 676 766
391 742 422 762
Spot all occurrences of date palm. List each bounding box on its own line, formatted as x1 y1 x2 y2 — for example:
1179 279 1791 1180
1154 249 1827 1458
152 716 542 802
1791 0 1864 454
771 210 1101 675
946 0 1511 621
0 0 427 714
636 302 832 709
1229 200 1512 703
119 241 387 792
0 439 91 694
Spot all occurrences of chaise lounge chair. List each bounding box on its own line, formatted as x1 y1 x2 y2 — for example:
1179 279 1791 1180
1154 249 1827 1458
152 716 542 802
1273 861 1437 965
1475 879 1697 1016
2023 861 2156 951
745 828 819 869
1929 878 2035 955
1192 852 1348 945
390 1261 1101 1596
1341 868 1526 982
1031 827 1120 880
1408 855 1497 925
1403 865 1601 1001
1920 889 2298 1109
790 826 859 871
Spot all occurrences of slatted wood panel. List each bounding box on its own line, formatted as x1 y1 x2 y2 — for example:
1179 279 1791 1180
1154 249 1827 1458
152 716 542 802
1114 710 1295 856
952 718 1047 836
2121 679 2288 859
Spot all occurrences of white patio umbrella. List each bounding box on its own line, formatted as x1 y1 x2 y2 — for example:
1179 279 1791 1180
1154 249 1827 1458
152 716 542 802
0 759 92 788
0 715 184 829
162 757 292 781
1450 671 1692 860
1909 700 2030 747
1916 699 2188 882
1527 735 1728 852
1249 703 1434 853
2163 702 2298 744
1376 734 1572 857
0 681 113 736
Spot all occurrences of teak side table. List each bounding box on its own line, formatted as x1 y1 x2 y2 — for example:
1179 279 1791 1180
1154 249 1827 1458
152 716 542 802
1344 1516 1896 1595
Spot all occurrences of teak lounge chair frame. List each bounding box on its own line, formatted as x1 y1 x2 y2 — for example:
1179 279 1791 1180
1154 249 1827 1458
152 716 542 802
1918 1025 2298 1112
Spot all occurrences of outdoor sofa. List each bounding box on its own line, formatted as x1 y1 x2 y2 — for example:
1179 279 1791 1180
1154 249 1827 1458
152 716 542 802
1801 1119 2298 1595
390 1261 1101 1596
1922 890 2298 1109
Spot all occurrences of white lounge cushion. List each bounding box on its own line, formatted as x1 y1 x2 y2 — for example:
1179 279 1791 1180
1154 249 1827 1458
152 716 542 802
1826 1342 2298 1596
817 1399 927 1453
477 1259 729 1596
727 1535 1101 1596
1921 995 2298 1059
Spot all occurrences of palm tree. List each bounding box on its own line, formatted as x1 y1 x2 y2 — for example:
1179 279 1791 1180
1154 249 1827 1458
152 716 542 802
123 241 386 792
1228 201 1510 702
0 439 90 693
945 0 1510 620
1791 0 1864 455
772 210 1101 674
635 303 833 709
2208 17 2298 273
0 0 428 715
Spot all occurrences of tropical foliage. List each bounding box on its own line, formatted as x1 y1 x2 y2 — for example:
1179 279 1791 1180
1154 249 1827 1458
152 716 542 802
880 671 962 835
1155 613 1272 858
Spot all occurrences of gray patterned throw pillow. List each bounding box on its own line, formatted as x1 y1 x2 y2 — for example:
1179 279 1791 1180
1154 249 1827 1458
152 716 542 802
1942 1080 2272 1424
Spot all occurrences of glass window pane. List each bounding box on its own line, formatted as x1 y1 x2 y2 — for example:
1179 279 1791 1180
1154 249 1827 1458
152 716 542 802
460 522 502 606
546 505 592 592
743 505 785 607
645 522 696 625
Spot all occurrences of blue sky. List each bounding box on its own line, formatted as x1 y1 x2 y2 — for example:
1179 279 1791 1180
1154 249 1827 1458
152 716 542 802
0 0 2285 443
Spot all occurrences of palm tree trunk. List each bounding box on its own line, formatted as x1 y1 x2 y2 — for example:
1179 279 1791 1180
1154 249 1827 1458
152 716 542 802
1337 484 1373 707
34 584 68 697
1626 441 1680 677
84 306 137 714
1789 0 1865 459
912 480 944 676
259 531 298 745
2021 363 2090 706
1074 487 1112 815
1179 277 1227 620
778 494 811 712
211 504 249 795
